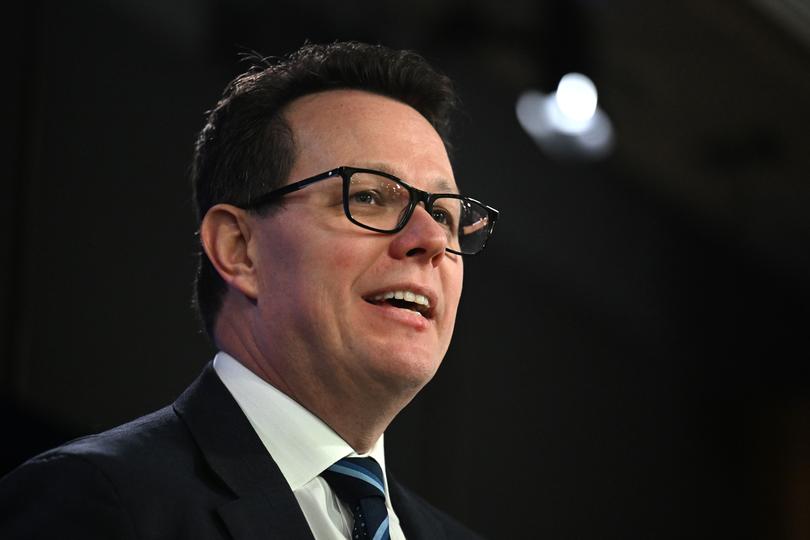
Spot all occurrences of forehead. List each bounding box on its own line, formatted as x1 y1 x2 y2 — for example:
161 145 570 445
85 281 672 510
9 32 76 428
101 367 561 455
282 89 456 192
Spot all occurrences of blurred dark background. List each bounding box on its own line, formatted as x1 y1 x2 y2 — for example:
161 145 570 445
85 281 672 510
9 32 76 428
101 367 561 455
3 1 810 538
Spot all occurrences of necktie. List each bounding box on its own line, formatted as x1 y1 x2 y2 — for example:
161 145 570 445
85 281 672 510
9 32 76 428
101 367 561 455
321 457 390 540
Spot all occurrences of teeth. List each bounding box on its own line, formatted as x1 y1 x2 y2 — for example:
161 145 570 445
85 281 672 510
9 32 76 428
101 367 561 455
370 290 430 308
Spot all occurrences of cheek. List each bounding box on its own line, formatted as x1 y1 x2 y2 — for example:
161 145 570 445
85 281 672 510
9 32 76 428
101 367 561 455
322 236 383 278
448 262 464 305
303 240 376 315
331 250 357 271
446 266 464 324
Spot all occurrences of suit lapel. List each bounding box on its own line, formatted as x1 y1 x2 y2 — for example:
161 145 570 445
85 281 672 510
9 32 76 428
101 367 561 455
389 474 450 540
173 363 315 540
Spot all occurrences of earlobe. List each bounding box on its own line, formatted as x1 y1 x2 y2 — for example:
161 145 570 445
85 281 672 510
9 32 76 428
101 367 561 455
200 204 259 300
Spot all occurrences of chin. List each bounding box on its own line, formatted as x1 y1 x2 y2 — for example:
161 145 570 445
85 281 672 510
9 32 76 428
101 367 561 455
370 348 443 393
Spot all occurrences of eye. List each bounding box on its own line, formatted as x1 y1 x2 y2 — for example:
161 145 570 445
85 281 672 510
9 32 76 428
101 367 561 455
431 207 456 230
351 190 381 205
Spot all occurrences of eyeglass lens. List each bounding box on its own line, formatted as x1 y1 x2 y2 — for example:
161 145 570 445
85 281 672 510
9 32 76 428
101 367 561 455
347 172 491 254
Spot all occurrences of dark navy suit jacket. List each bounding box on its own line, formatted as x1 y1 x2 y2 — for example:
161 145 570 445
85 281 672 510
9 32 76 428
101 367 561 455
0 363 483 539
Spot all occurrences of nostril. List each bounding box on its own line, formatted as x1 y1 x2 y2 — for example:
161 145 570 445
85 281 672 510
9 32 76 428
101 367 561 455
405 247 426 257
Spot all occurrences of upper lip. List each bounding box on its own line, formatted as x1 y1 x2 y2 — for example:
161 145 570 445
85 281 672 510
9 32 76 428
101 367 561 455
362 283 438 319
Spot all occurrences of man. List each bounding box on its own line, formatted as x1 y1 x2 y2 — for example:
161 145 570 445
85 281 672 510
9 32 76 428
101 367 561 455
0 42 497 539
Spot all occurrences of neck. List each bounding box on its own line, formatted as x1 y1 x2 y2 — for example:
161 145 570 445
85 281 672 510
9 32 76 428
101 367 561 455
214 312 417 454
294 382 414 454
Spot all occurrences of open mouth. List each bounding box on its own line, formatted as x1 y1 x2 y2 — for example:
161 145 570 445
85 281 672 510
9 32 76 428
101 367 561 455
363 290 434 319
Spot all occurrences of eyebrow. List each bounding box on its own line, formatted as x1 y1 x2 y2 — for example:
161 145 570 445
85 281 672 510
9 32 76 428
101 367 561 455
359 161 459 194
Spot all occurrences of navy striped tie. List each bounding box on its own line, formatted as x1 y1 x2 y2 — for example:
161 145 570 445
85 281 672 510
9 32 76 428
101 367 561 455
321 457 390 540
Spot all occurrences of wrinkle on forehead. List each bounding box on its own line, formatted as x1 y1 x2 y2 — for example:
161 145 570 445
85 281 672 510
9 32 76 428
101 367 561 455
357 161 458 195
282 90 455 191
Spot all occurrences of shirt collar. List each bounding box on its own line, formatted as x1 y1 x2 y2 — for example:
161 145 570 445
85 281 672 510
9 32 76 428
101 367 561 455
212 351 388 491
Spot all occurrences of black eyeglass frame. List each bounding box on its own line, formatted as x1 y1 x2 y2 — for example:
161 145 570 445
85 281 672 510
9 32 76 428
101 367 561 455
240 166 499 255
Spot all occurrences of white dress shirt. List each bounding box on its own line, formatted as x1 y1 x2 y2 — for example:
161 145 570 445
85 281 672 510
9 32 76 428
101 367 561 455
213 352 406 540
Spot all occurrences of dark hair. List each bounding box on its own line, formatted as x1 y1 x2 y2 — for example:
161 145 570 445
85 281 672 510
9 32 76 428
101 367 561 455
191 41 459 339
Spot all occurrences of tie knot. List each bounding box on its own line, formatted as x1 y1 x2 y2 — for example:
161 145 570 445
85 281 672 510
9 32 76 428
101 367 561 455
321 457 386 504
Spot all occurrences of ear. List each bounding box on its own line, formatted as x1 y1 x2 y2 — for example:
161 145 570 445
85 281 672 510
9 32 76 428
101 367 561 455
199 204 260 300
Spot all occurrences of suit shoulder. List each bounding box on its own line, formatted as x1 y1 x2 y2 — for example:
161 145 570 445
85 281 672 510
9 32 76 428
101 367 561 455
3 404 203 501
0 447 138 539
47 405 187 462
0 405 229 539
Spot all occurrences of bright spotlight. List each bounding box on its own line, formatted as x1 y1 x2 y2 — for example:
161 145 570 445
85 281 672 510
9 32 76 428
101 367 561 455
516 72 614 160
515 90 549 138
555 73 598 124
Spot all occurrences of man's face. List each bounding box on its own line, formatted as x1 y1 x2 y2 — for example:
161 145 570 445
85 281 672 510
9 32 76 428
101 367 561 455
249 89 464 401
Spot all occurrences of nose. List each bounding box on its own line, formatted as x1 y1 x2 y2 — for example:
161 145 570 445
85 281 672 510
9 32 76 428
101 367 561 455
388 204 448 267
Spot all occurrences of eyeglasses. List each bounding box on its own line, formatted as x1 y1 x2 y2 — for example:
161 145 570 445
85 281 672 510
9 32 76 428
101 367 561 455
241 166 499 255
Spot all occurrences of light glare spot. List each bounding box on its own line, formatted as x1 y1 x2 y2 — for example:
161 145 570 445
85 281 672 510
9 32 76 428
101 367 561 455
515 90 550 137
515 73 614 160
554 73 598 124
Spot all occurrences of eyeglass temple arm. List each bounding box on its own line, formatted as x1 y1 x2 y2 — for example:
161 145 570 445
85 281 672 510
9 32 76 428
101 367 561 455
244 169 342 209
